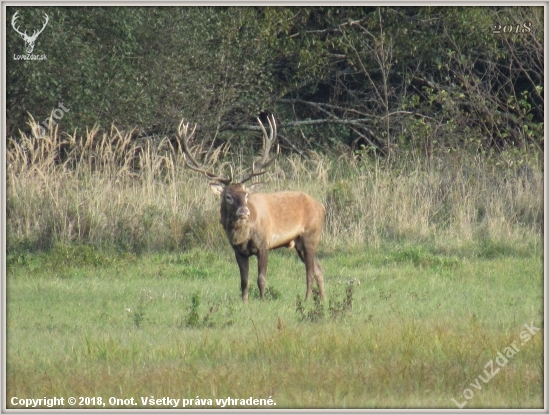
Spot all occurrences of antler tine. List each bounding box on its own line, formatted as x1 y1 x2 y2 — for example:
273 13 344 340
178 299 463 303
240 115 279 184
177 120 199 167
264 113 279 163
33 13 49 38
11 11 26 37
176 119 232 185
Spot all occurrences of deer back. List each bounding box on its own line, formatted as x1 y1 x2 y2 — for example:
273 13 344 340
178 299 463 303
249 191 325 249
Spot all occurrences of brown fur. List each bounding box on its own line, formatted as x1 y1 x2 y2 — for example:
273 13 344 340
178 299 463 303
210 182 326 301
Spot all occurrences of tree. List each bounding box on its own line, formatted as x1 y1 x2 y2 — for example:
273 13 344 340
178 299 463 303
7 6 543 156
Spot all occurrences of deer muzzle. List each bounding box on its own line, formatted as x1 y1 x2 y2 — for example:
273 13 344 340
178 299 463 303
236 206 251 218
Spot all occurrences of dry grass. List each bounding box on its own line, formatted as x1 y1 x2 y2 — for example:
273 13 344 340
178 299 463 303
7 302 543 408
7 117 542 254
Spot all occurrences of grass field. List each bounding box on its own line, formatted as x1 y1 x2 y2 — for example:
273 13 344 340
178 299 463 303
5 123 544 409
6 242 543 409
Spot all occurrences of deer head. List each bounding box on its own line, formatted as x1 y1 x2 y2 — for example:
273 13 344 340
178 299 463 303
12 11 49 54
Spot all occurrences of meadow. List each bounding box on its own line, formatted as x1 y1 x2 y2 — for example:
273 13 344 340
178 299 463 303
5 122 544 409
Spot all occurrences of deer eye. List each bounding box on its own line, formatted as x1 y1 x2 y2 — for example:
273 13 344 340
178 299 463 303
225 194 233 204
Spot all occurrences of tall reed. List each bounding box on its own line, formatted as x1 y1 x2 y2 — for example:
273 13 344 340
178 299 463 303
7 118 543 254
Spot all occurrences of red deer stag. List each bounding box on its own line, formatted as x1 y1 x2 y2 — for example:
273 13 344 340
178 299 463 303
177 115 325 302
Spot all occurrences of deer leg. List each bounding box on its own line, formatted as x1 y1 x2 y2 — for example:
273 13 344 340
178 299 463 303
297 248 324 292
303 249 316 301
313 257 326 299
235 252 250 302
257 248 268 300
295 245 306 263
297 235 325 300
295 238 314 301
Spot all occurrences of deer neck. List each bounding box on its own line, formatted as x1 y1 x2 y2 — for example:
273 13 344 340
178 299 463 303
226 216 254 246
220 206 254 247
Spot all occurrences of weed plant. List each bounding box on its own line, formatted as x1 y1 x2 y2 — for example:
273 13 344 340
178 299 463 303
296 285 355 322
182 293 234 329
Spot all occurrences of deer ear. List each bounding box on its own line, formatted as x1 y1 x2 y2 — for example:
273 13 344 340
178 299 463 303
209 182 225 196
247 182 265 193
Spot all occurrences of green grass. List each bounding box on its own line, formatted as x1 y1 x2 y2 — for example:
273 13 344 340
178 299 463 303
6 243 543 409
6 106 543 409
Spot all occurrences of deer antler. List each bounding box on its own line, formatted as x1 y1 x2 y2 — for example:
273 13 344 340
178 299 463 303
239 114 279 184
176 120 232 185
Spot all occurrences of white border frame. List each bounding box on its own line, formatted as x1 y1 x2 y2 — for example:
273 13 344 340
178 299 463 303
1 2 548 414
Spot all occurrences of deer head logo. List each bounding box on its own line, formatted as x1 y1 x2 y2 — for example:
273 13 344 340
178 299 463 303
12 11 49 54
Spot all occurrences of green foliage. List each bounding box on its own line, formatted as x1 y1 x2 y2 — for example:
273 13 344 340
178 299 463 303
328 284 354 319
185 293 202 328
7 6 543 155
183 293 234 329
384 245 461 269
295 289 325 323
8 7 151 133
7 7 284 137
478 239 527 259
296 285 355 323
6 243 137 276
128 289 153 329
249 286 282 301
